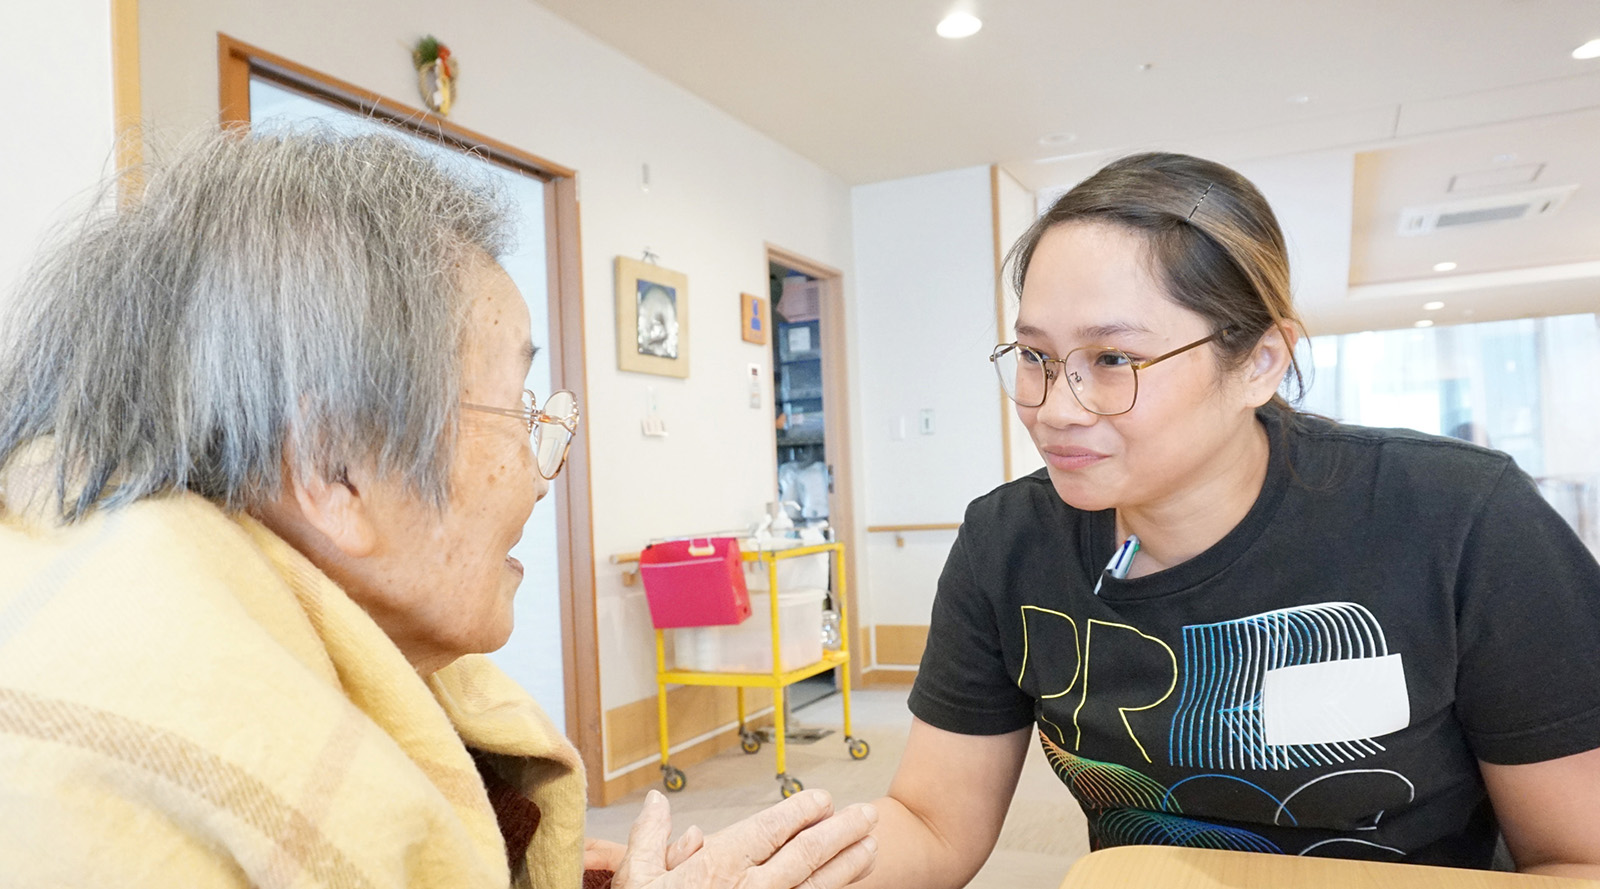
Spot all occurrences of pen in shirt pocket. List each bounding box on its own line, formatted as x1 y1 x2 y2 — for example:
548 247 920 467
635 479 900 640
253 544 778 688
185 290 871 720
1093 534 1141 595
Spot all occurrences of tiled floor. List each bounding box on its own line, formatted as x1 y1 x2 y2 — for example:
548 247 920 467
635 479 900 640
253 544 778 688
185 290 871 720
586 687 1089 888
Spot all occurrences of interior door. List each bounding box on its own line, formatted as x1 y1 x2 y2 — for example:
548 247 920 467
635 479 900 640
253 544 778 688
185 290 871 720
248 80 567 730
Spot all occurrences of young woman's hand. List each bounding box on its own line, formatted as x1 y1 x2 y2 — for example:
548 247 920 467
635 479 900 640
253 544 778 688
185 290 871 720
612 788 878 889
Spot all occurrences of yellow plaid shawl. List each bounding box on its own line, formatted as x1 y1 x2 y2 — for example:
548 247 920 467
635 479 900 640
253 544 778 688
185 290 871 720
0 453 585 888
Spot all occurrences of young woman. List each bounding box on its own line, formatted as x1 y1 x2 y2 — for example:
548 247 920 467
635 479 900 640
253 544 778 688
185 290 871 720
855 152 1600 884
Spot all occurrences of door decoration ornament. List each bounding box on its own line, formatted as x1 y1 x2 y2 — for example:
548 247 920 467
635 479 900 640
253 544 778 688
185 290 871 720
411 36 456 116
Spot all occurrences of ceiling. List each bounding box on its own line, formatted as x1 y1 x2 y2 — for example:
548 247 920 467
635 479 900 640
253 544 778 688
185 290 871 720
1352 111 1600 284
533 0 1600 334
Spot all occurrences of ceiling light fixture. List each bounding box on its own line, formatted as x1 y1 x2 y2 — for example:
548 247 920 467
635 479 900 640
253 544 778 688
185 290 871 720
1573 38 1600 60
1414 319 1435 328
1039 132 1077 146
1288 94 1311 105
936 11 982 39
1423 301 1446 311
1432 261 1457 272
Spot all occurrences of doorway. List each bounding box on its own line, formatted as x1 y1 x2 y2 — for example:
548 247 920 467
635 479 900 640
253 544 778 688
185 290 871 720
218 36 603 799
771 264 829 532
765 247 859 709
247 78 567 727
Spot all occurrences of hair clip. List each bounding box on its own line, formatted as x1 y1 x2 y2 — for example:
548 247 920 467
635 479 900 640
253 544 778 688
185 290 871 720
1187 182 1215 221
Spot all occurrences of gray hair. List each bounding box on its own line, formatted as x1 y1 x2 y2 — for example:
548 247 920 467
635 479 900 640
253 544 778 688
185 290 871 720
0 125 515 521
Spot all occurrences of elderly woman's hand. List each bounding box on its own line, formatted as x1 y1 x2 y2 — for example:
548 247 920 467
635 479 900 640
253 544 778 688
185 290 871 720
612 788 878 889
585 828 704 873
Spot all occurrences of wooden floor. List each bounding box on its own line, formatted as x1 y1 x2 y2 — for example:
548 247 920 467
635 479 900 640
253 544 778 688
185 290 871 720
584 686 1091 888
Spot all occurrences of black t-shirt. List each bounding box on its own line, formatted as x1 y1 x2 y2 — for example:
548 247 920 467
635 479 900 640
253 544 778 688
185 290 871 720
910 410 1600 868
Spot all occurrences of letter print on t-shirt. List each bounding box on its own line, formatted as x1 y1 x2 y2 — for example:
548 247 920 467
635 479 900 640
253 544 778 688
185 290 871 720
1023 601 1415 859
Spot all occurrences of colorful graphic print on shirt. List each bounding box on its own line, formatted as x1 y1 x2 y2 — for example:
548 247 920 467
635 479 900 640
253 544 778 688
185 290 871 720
1020 601 1415 859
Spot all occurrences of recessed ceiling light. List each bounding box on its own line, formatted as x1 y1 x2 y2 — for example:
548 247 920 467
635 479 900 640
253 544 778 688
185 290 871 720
1423 301 1445 311
1491 152 1518 164
1414 319 1435 328
1288 94 1311 104
1573 38 1600 60
1137 62 1154 72
1039 132 1077 146
936 11 982 39
1433 261 1457 272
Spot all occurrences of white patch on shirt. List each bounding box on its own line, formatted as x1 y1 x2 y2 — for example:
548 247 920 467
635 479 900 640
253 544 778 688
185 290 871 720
1261 654 1410 746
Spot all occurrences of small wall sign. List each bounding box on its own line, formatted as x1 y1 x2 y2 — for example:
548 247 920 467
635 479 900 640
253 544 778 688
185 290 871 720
741 292 769 345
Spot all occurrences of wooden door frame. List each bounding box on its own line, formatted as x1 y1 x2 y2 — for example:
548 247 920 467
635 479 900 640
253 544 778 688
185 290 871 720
217 35 606 801
765 244 862 689
111 0 142 196
990 165 1015 482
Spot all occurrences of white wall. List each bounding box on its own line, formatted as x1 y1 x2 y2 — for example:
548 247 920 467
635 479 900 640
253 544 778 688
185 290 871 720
2 0 115 308
1230 151 1357 338
137 0 855 773
851 165 1004 630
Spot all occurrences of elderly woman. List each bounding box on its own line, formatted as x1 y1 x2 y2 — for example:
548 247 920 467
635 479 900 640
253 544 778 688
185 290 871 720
0 130 876 888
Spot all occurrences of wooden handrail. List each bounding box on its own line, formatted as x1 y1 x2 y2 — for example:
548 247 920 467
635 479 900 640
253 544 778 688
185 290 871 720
866 523 961 548
611 551 641 585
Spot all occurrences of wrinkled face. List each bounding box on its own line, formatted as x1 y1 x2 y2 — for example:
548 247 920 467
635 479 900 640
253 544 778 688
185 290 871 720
357 256 546 668
1015 223 1252 513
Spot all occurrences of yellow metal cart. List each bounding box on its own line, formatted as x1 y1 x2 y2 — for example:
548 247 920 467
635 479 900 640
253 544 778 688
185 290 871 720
625 541 868 798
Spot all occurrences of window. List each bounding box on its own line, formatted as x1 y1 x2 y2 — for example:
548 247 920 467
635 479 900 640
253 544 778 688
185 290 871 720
1296 314 1600 553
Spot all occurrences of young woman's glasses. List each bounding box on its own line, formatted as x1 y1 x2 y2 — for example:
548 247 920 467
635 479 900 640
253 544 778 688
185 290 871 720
461 389 580 479
989 329 1232 416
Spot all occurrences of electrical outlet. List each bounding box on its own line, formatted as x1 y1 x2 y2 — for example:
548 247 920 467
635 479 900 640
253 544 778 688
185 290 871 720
643 386 667 436
919 409 935 435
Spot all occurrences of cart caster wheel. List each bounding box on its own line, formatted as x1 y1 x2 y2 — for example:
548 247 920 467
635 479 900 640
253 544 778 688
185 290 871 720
779 775 804 798
847 737 870 760
662 766 686 793
740 732 762 754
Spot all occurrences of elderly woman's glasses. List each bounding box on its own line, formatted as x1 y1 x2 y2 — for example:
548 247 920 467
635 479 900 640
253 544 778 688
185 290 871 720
989 329 1232 416
461 389 580 479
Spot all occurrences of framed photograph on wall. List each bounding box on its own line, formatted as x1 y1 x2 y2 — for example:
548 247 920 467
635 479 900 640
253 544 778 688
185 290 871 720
741 292 769 345
616 256 690 378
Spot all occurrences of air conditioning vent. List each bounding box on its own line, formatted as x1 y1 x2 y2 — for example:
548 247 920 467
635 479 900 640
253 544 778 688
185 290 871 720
1436 205 1530 227
1398 184 1577 236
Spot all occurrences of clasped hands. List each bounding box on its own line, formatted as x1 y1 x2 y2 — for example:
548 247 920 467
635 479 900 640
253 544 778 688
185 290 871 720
585 788 878 889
